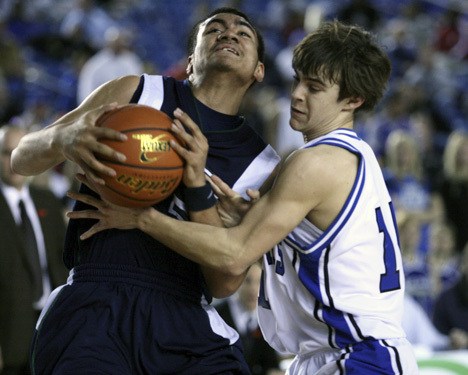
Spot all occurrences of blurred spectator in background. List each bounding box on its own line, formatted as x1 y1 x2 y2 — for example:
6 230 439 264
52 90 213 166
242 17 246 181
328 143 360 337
437 130 468 253
216 263 283 375
11 97 57 131
398 212 424 274
424 220 461 313
403 46 454 124
398 212 431 316
0 124 68 374
0 20 26 123
360 88 413 162
264 0 307 44
397 215 456 318
433 3 467 60
274 29 305 90
397 1 434 48
0 74 10 125
433 243 468 350
408 110 444 181
383 129 444 233
60 0 117 51
402 293 449 353
336 0 381 31
383 130 445 312
380 18 416 80
77 27 144 104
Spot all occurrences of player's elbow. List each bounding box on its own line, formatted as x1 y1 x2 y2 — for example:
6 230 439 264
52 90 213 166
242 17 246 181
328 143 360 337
202 262 248 299
215 255 249 278
205 234 250 276
10 149 27 175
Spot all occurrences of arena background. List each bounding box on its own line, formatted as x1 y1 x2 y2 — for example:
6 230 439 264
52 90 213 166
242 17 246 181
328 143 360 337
1 0 467 373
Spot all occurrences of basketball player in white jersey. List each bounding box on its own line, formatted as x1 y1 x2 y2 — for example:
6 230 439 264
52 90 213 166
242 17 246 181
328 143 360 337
67 21 419 374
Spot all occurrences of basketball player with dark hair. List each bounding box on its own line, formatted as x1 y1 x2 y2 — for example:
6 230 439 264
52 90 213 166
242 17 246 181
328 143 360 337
12 7 280 374
69 21 419 373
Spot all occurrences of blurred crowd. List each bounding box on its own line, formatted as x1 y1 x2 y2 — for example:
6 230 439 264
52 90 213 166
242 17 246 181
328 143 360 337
0 0 468 368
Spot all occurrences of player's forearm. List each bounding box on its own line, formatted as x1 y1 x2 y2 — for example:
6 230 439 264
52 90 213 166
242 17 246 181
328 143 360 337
138 208 250 276
191 208 249 297
11 125 65 175
189 207 224 228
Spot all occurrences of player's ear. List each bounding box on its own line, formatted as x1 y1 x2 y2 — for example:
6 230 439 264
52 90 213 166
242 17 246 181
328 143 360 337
344 96 364 111
186 55 194 76
253 61 264 83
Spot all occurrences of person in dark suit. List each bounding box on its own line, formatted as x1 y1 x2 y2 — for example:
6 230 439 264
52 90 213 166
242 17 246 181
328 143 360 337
216 262 284 375
0 124 68 375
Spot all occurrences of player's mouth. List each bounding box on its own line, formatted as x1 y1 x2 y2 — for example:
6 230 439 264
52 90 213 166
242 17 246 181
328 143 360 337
214 44 239 56
291 106 305 118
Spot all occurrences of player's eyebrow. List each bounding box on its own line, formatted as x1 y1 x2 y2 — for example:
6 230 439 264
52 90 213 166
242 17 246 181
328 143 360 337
205 17 255 35
306 77 325 86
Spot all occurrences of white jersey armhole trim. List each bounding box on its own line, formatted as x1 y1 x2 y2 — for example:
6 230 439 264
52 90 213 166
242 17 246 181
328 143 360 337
139 74 164 110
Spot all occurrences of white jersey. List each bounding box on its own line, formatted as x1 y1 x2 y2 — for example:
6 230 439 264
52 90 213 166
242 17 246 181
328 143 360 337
258 128 406 356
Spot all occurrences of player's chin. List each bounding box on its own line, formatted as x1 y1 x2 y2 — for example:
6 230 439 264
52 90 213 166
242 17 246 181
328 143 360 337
289 118 303 132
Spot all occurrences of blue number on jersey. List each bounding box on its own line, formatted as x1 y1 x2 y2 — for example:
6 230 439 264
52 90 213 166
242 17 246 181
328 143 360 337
259 248 285 309
258 269 271 309
376 205 401 293
265 248 285 275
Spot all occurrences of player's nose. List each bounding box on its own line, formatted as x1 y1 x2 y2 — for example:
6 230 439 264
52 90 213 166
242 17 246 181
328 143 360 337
217 28 238 42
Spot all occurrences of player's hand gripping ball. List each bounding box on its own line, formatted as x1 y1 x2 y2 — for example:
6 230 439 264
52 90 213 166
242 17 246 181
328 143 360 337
94 104 184 207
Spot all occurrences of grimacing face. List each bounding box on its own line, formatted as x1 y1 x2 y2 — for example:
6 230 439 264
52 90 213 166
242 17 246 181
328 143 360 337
290 71 344 135
186 12 264 85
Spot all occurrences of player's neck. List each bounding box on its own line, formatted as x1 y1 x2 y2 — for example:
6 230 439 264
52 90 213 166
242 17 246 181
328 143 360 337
189 75 249 115
303 119 354 143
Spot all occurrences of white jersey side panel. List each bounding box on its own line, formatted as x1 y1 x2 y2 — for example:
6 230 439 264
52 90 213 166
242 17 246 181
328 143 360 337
258 129 405 356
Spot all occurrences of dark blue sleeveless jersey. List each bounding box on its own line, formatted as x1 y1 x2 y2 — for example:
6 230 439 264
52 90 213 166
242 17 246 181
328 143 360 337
63 75 280 303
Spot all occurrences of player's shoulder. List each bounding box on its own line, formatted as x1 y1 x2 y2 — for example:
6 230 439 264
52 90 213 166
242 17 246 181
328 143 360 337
277 144 358 200
286 143 356 173
106 75 141 93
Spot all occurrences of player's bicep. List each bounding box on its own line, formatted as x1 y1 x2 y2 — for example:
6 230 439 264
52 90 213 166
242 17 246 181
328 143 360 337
235 156 317 261
75 75 140 114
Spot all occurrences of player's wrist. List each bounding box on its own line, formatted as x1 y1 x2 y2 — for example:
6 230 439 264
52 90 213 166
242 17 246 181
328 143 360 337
183 177 206 188
184 182 217 212
137 207 157 232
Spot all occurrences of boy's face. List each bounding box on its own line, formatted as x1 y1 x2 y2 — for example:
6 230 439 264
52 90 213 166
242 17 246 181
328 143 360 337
289 70 346 135
187 12 264 84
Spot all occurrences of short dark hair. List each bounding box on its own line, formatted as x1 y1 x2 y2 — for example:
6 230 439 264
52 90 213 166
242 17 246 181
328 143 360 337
292 20 391 112
187 7 265 63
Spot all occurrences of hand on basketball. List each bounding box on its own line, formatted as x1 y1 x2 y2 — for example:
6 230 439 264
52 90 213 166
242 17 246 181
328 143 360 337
66 190 145 240
60 103 127 186
170 108 208 187
209 174 260 227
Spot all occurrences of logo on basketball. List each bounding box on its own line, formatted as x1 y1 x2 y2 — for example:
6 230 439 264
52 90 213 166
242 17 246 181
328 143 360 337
95 104 184 208
115 174 180 195
132 133 172 163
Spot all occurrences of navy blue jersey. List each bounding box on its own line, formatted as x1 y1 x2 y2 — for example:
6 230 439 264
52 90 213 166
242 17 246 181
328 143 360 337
32 75 279 374
62 75 279 303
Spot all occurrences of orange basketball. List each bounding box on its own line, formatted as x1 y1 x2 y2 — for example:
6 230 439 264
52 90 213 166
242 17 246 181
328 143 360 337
94 104 184 208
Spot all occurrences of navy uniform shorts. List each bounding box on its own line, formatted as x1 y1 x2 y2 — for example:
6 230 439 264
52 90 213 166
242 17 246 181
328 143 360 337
31 265 251 375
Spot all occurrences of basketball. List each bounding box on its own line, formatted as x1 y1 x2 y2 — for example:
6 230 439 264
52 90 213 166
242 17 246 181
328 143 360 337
94 104 184 208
